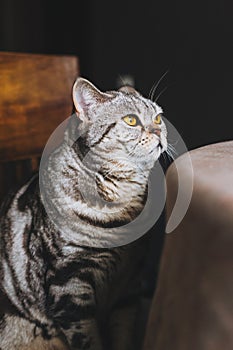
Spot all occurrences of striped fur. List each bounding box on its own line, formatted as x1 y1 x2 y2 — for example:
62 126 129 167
0 78 167 349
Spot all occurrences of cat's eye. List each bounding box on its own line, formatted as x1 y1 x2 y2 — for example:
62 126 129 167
154 114 162 125
123 115 138 126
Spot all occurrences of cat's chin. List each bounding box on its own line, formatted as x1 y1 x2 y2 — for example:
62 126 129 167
149 145 162 159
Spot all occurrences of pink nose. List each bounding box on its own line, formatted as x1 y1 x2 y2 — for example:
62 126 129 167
147 125 161 136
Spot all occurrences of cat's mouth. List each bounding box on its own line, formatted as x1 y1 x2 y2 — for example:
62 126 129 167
149 145 161 155
149 141 165 156
158 141 163 150
159 139 168 153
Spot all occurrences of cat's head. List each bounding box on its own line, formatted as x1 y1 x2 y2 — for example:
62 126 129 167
71 77 167 171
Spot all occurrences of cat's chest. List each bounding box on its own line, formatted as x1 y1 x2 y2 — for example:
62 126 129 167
49 240 147 313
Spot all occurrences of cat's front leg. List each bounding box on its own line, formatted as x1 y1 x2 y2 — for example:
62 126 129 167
60 318 103 350
48 287 103 350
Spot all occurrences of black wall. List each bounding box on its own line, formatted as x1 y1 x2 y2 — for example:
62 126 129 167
1 0 233 150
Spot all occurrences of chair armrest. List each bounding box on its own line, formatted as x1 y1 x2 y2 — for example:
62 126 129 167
143 141 233 350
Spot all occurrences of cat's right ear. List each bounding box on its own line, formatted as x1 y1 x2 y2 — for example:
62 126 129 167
72 77 112 122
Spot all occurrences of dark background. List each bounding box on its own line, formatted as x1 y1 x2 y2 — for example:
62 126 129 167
0 0 233 299
1 0 233 150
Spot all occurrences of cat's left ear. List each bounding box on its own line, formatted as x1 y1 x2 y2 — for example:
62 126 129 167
72 77 112 122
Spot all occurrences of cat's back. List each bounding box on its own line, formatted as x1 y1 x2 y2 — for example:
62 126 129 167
0 173 39 222
0 174 41 298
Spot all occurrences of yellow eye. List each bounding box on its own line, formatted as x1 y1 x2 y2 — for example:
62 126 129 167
123 115 137 126
154 114 162 125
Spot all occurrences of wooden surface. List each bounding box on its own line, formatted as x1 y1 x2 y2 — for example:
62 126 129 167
0 52 79 201
0 52 78 162
143 141 233 350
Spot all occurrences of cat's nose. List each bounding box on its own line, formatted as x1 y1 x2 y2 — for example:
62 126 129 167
147 125 161 137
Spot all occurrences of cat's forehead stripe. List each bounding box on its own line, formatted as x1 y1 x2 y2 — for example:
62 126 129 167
140 98 152 111
122 93 141 114
130 98 142 115
123 94 154 118
128 95 161 123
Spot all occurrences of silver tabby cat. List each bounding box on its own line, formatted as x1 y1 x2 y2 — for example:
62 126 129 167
0 78 167 350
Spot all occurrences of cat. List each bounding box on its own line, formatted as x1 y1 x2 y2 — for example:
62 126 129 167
0 78 168 350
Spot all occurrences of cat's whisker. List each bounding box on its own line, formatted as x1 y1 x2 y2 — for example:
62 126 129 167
163 150 174 162
149 69 169 101
167 138 179 147
155 85 169 103
168 143 178 156
149 81 157 100
155 82 177 102
167 145 175 156
163 142 177 161
165 150 175 161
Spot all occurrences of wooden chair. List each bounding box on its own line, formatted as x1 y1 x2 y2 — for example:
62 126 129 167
0 52 79 201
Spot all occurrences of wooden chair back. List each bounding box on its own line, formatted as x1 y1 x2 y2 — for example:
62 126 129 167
0 52 79 201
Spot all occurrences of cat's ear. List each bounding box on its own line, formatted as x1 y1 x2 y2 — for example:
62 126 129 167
72 78 112 122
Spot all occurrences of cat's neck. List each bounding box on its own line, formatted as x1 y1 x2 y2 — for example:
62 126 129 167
41 142 149 247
